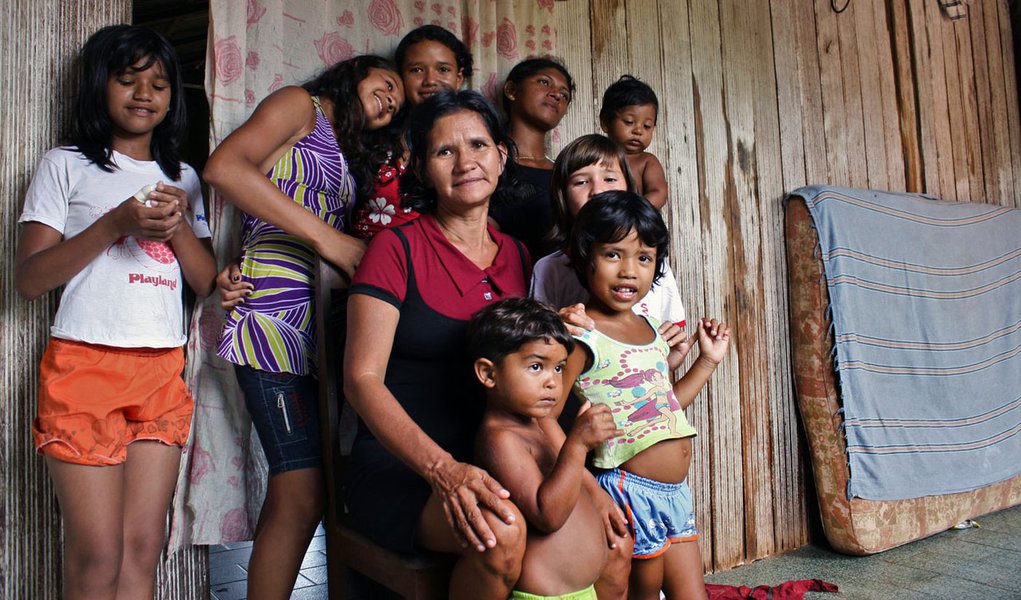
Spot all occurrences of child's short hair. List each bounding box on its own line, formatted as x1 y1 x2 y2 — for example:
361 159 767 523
502 57 575 115
599 75 659 124
568 190 669 288
547 134 637 250
467 297 574 365
72 25 186 179
395 25 474 81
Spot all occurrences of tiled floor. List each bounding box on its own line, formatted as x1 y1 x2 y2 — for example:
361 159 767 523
211 505 1021 599
209 523 329 600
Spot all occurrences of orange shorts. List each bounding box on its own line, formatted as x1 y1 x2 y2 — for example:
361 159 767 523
34 338 194 466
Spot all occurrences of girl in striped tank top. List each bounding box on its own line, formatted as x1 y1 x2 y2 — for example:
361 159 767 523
203 55 405 599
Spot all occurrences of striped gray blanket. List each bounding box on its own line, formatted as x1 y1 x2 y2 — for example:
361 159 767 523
793 185 1021 501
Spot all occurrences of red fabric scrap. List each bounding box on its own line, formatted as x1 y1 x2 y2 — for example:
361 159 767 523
706 578 839 599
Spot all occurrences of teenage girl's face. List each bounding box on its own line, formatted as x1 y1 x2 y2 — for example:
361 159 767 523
421 109 507 211
106 58 171 143
505 67 572 131
357 68 404 130
401 40 464 106
601 104 657 155
565 159 628 217
587 228 657 313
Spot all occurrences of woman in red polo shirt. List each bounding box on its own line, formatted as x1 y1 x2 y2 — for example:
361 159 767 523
343 90 529 599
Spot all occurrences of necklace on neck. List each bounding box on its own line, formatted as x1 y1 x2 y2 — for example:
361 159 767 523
518 154 553 162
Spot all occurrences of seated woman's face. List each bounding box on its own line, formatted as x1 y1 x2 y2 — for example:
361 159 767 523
401 40 464 106
422 109 506 210
507 67 572 132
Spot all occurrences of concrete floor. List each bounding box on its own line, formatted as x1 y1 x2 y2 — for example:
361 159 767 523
210 504 1021 599
703 504 1021 599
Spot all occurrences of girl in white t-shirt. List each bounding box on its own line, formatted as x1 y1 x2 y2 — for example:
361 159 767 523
532 134 689 334
15 25 215 598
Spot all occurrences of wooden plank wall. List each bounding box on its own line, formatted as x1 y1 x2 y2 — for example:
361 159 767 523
1 1 208 597
553 0 1021 572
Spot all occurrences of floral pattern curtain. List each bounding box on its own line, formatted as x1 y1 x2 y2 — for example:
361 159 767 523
170 0 558 549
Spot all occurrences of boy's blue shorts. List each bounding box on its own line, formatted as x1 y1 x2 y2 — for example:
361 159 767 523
595 468 698 558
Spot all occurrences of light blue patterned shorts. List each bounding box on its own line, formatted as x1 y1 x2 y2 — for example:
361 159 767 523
595 468 698 558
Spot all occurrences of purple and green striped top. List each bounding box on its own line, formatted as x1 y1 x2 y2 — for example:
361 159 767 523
218 96 354 375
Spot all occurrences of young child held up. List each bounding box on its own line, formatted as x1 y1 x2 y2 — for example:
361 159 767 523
15 24 216 598
561 191 731 600
469 297 624 600
599 76 668 209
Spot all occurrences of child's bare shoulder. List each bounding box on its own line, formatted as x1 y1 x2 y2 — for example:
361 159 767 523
627 151 659 174
476 418 544 466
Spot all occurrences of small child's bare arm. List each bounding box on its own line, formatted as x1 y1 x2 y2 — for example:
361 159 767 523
638 152 668 209
672 317 731 410
480 406 619 533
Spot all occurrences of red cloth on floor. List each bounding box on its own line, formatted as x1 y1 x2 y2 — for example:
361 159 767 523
706 579 838 599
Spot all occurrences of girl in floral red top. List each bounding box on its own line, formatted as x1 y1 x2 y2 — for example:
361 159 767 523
349 25 474 239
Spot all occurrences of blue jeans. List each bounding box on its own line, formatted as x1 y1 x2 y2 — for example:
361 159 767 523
234 364 321 474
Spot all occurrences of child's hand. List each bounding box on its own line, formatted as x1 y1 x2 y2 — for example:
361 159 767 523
567 401 623 451
559 303 595 337
148 182 191 214
695 317 731 364
217 262 253 310
660 321 693 370
111 194 183 241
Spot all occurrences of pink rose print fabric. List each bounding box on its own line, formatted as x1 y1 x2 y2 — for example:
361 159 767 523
369 0 404 35
214 36 243 85
314 31 355 66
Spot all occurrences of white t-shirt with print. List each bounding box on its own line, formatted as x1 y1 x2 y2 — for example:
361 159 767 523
530 250 687 325
19 147 211 348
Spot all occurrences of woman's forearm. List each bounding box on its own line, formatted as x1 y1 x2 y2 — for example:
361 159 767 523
344 375 454 478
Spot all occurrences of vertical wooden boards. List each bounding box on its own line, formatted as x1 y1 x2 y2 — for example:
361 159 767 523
835 0 870 188
970 0 1012 204
770 2 809 191
552 0 596 153
906 0 941 195
937 6 976 200
997 0 1021 207
718 0 775 563
950 8 985 201
589 0 630 120
753 0 804 557
768 0 816 558
654 0 713 568
814 0 851 185
872 0 908 191
890 0 922 192
924 0 959 198
855 0 891 190
687 0 745 571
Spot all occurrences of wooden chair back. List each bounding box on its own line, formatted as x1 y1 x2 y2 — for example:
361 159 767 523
315 257 452 599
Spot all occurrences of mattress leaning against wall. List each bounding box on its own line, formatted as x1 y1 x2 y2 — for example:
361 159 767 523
784 185 1021 555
